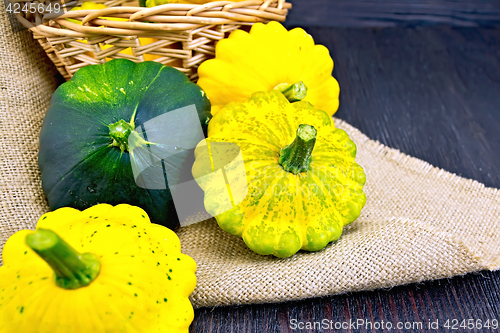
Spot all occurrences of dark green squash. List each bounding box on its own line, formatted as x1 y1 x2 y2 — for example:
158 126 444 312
38 59 211 229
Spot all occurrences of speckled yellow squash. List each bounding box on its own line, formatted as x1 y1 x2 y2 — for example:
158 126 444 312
192 90 366 258
197 21 340 116
0 204 196 333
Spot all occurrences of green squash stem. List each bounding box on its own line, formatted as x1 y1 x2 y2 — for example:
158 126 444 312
273 82 308 102
278 124 317 175
25 228 101 289
108 119 150 153
108 119 134 152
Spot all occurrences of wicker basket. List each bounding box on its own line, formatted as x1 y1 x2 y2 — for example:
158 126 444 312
12 0 291 81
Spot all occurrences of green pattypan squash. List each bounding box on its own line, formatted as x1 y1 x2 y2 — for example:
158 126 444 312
192 90 366 258
0 204 197 333
38 59 212 230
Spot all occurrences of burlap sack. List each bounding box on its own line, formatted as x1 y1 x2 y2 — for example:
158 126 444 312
1 4 499 308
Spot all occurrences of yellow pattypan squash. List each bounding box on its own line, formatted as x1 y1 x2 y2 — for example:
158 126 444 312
192 90 366 258
69 2 160 61
197 21 340 116
0 204 196 333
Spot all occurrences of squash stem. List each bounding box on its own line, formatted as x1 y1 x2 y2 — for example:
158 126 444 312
25 228 101 289
274 82 308 102
108 119 135 152
278 124 317 175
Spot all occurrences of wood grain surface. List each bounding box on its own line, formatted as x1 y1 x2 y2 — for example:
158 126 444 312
286 0 500 27
190 26 500 332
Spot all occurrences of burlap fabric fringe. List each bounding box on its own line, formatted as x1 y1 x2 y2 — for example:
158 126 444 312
1 4 499 308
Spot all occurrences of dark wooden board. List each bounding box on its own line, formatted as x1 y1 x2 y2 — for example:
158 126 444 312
286 0 500 28
191 26 500 332
317 26 500 189
192 272 500 332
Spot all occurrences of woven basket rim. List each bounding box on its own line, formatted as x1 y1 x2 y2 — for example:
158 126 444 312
11 0 291 37
12 0 291 81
